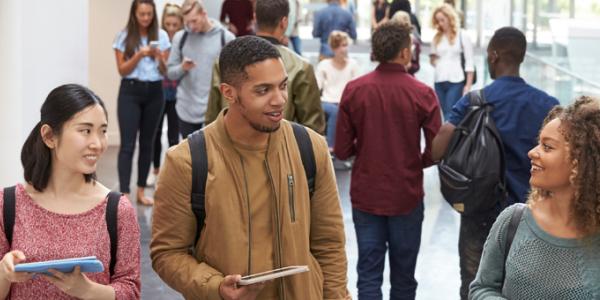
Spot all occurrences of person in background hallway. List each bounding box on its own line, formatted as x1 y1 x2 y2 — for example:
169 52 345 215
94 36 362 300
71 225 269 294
391 11 421 75
470 96 600 299
429 3 473 120
341 0 357 19
167 0 235 137
315 30 359 152
371 0 390 31
0 84 141 299
151 35 349 300
220 0 254 36
207 0 325 134
389 0 421 35
335 22 441 300
444 0 465 28
152 2 183 182
113 0 170 205
432 27 559 300
285 0 303 55
312 0 357 60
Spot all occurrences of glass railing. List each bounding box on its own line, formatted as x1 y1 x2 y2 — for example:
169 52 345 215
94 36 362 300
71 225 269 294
481 52 600 105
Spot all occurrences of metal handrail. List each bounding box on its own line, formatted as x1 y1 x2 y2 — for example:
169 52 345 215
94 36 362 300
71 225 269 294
525 52 600 89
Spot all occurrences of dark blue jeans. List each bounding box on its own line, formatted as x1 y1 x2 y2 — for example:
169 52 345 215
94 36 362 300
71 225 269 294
178 118 203 138
322 102 338 149
353 202 424 300
153 100 179 169
288 35 302 55
117 79 164 193
434 81 464 121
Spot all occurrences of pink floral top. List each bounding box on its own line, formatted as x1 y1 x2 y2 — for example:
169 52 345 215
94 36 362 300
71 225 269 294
0 184 140 299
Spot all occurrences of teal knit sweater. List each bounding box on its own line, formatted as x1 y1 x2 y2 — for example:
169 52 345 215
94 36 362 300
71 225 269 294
470 204 600 299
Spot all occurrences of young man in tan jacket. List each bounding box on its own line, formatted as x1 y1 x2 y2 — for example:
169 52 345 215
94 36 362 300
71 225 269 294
150 35 349 300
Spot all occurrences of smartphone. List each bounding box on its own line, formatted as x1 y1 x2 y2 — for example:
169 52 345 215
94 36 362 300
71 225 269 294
149 41 160 49
237 265 309 286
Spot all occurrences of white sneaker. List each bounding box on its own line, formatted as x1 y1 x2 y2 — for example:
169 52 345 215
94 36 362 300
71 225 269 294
146 171 158 187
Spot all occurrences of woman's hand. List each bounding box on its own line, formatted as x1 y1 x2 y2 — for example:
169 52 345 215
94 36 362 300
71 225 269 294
429 54 439 66
42 266 94 299
138 46 153 58
463 84 472 95
0 250 33 283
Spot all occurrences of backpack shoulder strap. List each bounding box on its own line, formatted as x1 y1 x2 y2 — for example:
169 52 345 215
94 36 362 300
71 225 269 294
179 31 188 54
188 130 208 247
291 123 316 198
3 186 16 247
221 28 226 47
468 90 484 107
106 191 121 277
502 203 526 282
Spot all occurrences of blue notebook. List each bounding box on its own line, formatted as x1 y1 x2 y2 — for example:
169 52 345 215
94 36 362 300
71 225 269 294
14 256 104 275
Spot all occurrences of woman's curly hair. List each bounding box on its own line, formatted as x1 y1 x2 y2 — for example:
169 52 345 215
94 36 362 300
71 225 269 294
529 96 600 236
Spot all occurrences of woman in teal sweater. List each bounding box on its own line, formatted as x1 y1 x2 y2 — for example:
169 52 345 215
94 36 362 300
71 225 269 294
470 96 600 299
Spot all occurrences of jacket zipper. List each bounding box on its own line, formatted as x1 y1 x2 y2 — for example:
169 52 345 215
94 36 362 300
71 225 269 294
264 159 285 299
287 175 296 223
239 156 253 274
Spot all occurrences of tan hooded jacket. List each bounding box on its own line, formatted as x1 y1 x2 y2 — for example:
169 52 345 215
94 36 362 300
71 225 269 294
150 111 348 299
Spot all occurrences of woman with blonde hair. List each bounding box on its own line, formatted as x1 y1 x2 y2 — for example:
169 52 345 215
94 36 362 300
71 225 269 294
429 3 474 120
470 96 600 299
391 10 420 75
315 30 360 153
151 3 183 182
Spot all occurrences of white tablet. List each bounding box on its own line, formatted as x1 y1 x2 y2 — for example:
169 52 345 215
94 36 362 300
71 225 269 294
237 265 309 286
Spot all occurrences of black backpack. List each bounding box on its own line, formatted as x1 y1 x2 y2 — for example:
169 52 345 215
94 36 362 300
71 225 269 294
178 28 226 53
438 90 507 216
2 186 121 276
187 123 316 247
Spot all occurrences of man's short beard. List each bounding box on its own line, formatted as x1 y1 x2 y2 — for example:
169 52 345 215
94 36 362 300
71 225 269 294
249 121 281 133
237 96 281 133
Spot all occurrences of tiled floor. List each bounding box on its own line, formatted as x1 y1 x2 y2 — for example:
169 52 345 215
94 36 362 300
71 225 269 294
96 147 461 300
95 39 469 299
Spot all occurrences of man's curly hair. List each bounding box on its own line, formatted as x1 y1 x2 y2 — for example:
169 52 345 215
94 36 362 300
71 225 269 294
371 22 411 63
529 96 600 236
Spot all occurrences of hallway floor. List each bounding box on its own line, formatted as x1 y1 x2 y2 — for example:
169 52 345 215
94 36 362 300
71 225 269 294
96 39 465 299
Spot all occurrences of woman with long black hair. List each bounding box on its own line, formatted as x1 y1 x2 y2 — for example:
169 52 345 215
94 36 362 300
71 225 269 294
0 84 140 299
113 0 170 205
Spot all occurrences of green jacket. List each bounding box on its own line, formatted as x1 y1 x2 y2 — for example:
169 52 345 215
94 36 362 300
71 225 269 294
205 37 325 134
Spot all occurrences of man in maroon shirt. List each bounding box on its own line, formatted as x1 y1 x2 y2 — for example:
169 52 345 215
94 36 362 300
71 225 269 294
220 0 254 36
335 22 441 299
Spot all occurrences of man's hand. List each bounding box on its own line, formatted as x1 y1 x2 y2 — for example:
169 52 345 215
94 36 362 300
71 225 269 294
219 274 266 300
182 57 196 71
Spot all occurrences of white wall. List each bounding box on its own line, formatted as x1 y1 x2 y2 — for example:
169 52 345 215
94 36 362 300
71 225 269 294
0 0 24 185
0 0 89 185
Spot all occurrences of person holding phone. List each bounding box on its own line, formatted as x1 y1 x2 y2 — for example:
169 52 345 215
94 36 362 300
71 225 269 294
0 84 141 299
166 0 235 137
430 3 474 120
113 0 171 205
